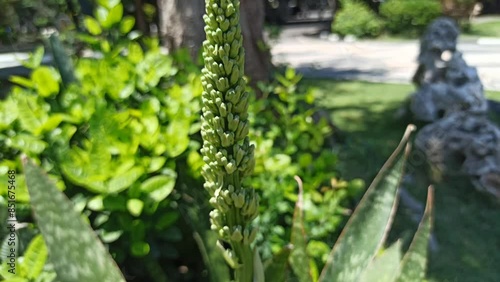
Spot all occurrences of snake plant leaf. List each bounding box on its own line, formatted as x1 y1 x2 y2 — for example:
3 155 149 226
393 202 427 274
289 176 315 282
49 34 76 86
253 248 265 282
21 234 47 280
358 240 402 282
23 156 126 282
396 186 434 282
319 125 416 282
263 245 293 282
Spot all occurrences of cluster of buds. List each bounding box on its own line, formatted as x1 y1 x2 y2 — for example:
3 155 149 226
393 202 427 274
200 0 259 253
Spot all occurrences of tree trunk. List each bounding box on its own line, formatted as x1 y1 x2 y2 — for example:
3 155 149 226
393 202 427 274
240 0 272 86
157 0 206 60
157 0 271 86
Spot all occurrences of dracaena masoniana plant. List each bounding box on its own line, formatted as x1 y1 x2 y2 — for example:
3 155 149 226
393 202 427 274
200 0 259 281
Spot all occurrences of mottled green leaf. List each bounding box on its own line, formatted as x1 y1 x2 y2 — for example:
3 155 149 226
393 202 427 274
21 234 47 279
140 174 176 202
289 176 314 282
319 125 416 282
23 157 126 282
84 16 102 35
358 241 402 282
396 186 434 282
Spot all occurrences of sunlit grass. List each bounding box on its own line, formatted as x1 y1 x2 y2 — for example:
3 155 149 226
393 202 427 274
304 78 500 282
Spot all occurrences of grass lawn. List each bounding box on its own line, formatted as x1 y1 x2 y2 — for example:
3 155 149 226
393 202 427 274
304 79 500 282
465 20 500 37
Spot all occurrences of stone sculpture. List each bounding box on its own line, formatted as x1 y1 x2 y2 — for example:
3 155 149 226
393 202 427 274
410 17 500 200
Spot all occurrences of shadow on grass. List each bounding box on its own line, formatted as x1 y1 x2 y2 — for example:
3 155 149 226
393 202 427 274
304 79 500 282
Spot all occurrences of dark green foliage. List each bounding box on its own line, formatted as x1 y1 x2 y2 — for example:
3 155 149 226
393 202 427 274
250 69 364 267
0 0 68 44
380 0 442 36
332 0 385 38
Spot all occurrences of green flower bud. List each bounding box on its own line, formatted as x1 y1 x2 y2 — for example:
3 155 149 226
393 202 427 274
231 225 244 242
201 0 259 275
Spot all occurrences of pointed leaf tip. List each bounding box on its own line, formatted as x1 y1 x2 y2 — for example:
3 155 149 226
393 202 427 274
396 185 434 282
319 126 415 282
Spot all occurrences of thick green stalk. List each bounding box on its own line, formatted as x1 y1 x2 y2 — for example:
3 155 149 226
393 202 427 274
200 0 259 281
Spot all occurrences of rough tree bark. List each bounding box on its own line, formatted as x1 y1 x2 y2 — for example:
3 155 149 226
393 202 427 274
157 0 271 86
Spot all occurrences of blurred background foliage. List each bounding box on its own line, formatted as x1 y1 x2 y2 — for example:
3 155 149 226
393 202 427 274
1 0 498 46
0 0 364 280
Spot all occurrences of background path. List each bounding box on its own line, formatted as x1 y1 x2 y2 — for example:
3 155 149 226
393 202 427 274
271 25 500 91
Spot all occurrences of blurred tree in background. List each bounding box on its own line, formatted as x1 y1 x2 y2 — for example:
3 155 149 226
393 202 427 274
157 0 271 86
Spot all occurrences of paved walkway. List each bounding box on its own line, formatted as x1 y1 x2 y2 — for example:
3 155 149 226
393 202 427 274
271 26 500 91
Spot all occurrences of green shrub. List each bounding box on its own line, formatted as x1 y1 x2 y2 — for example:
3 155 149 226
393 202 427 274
332 0 385 38
380 0 442 36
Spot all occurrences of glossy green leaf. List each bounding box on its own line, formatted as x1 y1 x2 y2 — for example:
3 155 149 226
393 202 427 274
34 114 65 136
16 95 46 134
21 46 44 69
165 118 190 158
87 195 104 211
358 241 402 282
105 3 123 27
84 16 102 35
131 241 150 257
396 186 434 282
0 98 18 130
21 234 47 279
97 0 120 9
95 6 110 27
9 76 33 88
127 41 144 64
23 157 126 282
107 167 144 194
147 157 167 173
140 174 176 202
120 16 135 34
289 176 314 282
319 125 416 282
127 198 144 216
100 230 123 243
7 134 47 154
31 67 60 97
